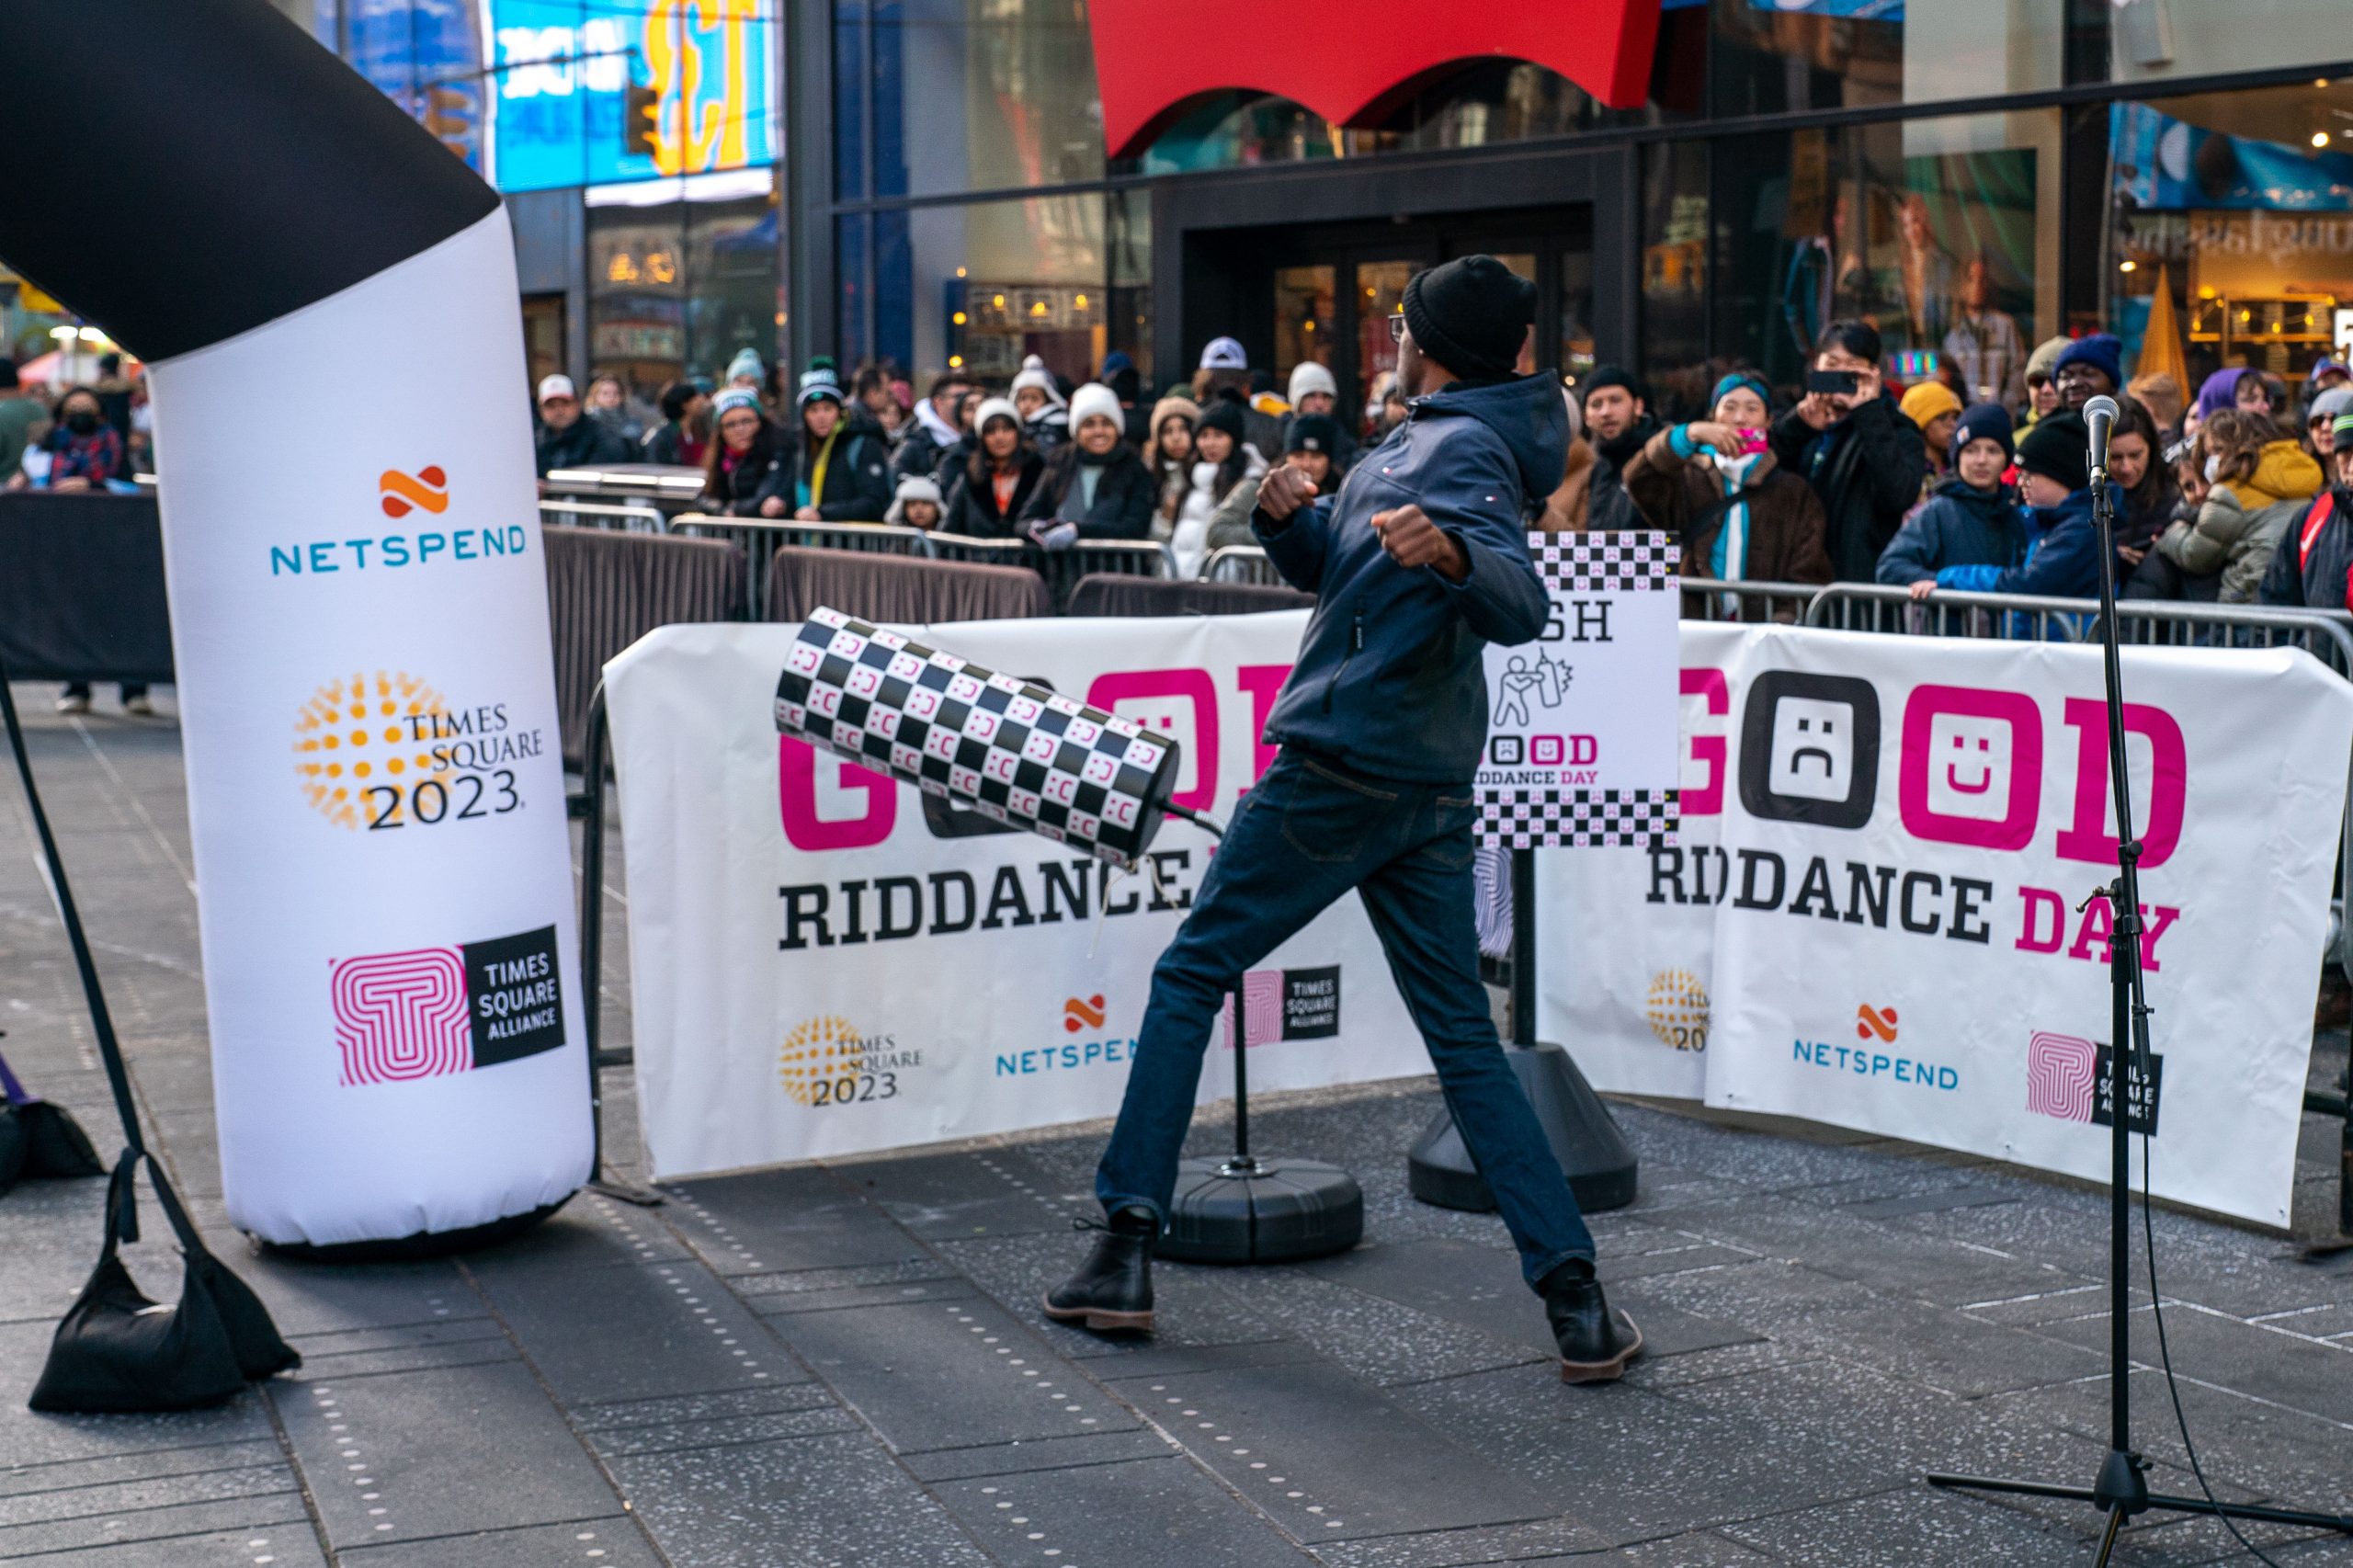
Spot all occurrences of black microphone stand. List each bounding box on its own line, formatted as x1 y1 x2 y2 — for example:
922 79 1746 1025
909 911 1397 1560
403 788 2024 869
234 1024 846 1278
1924 413 2353 1561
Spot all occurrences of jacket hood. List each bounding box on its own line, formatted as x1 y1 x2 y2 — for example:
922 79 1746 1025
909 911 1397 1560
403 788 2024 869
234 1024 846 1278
1934 473 2015 515
2239 439 2325 507
1415 372 1569 501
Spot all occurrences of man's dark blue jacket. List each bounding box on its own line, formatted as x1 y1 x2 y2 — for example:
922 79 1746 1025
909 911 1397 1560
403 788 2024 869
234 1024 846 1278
1253 373 1562 783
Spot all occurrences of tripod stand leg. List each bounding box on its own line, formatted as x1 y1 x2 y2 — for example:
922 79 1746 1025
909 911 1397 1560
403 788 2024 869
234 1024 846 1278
2092 1506 2125 1568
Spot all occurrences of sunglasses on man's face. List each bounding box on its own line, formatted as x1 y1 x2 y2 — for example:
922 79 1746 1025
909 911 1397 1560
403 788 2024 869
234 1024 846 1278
1386 314 1405 344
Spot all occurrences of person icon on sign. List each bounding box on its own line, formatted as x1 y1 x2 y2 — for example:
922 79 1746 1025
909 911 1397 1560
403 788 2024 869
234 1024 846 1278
1496 655 1542 729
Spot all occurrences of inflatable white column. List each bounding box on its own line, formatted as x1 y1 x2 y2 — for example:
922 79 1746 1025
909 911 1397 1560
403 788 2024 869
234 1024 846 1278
0 0 589 1246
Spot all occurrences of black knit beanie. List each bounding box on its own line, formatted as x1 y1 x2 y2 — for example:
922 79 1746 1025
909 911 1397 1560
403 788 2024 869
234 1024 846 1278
1195 397 1246 442
1579 364 1644 407
1286 414 1342 454
2015 411 2091 494
1402 256 1535 381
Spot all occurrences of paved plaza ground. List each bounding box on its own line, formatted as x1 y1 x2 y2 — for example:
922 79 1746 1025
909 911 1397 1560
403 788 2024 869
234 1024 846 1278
5 691 2353 1566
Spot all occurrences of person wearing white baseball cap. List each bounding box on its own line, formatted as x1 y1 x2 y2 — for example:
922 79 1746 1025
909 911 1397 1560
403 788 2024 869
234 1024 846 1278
1017 381 1153 547
943 395 1045 537
535 369 629 478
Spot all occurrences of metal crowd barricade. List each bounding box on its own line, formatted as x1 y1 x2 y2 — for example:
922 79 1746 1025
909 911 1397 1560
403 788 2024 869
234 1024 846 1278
539 498 668 535
1676 577 1821 625
928 532 1171 609
674 514 933 620
1202 545 1282 585
542 462 708 516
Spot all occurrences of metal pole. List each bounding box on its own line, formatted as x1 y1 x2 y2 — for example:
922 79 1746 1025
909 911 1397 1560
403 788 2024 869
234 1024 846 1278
1511 846 1537 1047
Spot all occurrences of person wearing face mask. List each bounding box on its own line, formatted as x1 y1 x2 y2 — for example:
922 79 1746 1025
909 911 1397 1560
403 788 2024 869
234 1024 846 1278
1625 371 1830 619
1880 403 2025 593
699 389 792 517
36 387 125 492
2154 407 2323 603
1917 411 2099 608
2259 411 2353 609
942 398 1045 538
1017 382 1153 547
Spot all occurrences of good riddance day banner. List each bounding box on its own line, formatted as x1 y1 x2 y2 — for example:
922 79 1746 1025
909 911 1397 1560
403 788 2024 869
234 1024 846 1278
1552 624 2353 1227
604 614 1429 1179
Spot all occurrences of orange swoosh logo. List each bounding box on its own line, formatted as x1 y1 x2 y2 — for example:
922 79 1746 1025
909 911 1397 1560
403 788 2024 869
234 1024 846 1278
1855 1005 1898 1043
1063 994 1108 1033
380 465 449 519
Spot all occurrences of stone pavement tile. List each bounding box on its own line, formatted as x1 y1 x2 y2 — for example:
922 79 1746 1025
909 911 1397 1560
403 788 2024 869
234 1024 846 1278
1235 1267 1551 1388
223 1256 484 1338
1626 1339 1826 1392
571 1383 835 1436
273 1362 622 1549
743 1274 977 1316
1308 1516 1610 1568
899 1427 1173 1481
585 1402 859 1459
1979 1367 2353 1517
460 1193 689 1278
1040 1336 1316 1381
1396 1367 1874 1546
1715 1487 2086 1563
2035 1302 2353 1426
730 1258 962 1302
0 1179 186 1328
1657 1193 2083 1307
6 1523 329 1567
340 1517 661 1567
663 1165 930 1277
0 1491 313 1560
608 1428 993 1568
1097 1355 1567 1543
768 1292 1140 1453
1631 1256 2105 1398
1952 1279 2129 1326
1655 1354 2097 1485
479 1255 791 1403
831 1147 1080 1241
288 1318 520 1381
0 1460 295 1531
1603 1533 1775 1565
1297 1237 1758 1374
934 1453 1321 1565
0 1438 282 1500
930 1230 1288 1358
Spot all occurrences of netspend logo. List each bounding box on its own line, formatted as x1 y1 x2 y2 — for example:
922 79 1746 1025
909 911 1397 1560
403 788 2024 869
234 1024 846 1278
379 464 449 518
1855 1004 1899 1044
1063 994 1108 1033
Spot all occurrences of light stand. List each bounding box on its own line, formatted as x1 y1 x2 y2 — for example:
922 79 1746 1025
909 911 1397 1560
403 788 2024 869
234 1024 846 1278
1406 847 1639 1213
1925 405 2353 1561
1155 805 1365 1265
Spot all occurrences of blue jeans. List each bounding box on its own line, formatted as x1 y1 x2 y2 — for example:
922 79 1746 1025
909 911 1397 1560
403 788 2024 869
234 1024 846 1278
1097 748 1595 1291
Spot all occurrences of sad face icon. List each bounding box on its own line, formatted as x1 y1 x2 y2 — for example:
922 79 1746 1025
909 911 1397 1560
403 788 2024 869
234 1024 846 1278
1767 697 1855 803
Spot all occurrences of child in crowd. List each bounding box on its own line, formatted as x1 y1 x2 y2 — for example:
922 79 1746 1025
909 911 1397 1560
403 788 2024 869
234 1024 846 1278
1880 403 2024 593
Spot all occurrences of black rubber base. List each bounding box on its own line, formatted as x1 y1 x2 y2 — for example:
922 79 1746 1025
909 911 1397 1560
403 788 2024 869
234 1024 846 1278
256 1195 571 1262
1159 1155 1363 1265
1407 1042 1638 1214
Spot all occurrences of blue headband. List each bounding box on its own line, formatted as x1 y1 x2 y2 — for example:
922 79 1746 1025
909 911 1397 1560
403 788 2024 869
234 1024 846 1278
1711 372 1770 412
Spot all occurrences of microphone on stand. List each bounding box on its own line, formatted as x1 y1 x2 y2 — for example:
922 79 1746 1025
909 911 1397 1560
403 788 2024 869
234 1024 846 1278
2084 393 2119 486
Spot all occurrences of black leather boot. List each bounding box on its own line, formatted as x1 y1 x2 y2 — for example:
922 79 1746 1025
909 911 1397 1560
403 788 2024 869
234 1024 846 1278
1041 1208 1156 1333
1541 1260 1643 1384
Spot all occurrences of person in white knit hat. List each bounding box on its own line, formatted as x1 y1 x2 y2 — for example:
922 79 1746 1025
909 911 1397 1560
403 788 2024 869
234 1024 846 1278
1016 381 1154 547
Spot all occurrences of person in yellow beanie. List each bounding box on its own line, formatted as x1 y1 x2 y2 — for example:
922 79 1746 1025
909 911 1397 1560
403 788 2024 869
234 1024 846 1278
1898 379 1963 498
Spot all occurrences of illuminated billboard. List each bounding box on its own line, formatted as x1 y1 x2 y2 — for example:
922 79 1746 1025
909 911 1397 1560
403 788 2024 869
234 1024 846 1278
482 0 778 193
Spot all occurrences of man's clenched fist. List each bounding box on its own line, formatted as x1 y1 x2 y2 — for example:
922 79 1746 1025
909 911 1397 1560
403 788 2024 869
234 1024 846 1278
1256 465 1318 522
1371 504 1469 582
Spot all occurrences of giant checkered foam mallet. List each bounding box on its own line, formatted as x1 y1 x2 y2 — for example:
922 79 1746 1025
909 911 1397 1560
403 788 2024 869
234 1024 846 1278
774 608 1188 869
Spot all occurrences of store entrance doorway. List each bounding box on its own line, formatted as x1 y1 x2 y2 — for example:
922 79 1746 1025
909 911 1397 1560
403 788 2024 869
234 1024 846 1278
1186 208 1596 442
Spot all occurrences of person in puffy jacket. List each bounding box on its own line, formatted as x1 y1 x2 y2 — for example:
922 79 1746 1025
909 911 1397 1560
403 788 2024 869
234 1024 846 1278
1045 256 1638 1388
1179 396 1266 573
1017 383 1154 544
2259 411 2353 608
1879 402 2025 590
941 398 1045 538
699 389 793 517
2156 410 2324 603
1010 356 1069 452
1923 412 2099 603
1625 371 1830 618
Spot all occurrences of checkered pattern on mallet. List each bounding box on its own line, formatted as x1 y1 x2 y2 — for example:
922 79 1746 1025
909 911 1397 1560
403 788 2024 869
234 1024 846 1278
774 607 1184 869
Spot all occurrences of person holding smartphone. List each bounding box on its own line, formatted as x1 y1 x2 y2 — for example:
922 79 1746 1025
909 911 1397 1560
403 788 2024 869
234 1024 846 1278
1623 370 1830 619
1768 319 1929 582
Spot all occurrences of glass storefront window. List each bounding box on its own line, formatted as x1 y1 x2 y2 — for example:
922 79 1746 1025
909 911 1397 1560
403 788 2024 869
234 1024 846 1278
2109 84 2353 399
1710 0 2063 119
1641 140 1710 419
1108 187 1154 386
1709 111 2060 405
872 193 1108 394
589 180 782 399
1273 267 1336 387
861 0 1105 199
